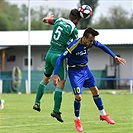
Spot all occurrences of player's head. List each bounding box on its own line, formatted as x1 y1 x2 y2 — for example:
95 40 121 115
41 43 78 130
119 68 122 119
82 27 99 46
69 9 82 26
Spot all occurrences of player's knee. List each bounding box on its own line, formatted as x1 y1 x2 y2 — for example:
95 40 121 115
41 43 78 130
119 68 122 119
44 73 52 77
90 86 99 95
42 74 52 84
56 80 66 89
75 94 82 101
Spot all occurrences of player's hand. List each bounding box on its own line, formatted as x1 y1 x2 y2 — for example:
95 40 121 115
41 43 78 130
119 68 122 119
42 15 54 23
114 56 126 65
53 75 60 86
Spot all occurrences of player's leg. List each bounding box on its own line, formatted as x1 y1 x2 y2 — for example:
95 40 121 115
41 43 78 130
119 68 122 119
74 95 83 132
69 68 84 120
53 80 65 112
74 95 81 120
51 80 65 122
69 68 83 132
51 55 67 122
90 86 106 115
90 86 115 124
84 67 115 124
84 67 106 115
33 74 52 112
33 52 53 112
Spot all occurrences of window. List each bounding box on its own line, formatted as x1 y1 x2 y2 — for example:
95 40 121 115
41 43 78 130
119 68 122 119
23 57 34 70
7 55 16 62
24 58 32 66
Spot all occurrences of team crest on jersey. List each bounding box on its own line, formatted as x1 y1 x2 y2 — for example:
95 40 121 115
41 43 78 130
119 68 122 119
76 50 86 56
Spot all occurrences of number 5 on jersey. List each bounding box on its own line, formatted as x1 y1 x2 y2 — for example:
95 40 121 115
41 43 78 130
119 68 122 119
54 26 63 40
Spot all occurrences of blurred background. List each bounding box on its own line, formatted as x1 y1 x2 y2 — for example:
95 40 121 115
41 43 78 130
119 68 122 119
0 0 133 93
1 0 133 30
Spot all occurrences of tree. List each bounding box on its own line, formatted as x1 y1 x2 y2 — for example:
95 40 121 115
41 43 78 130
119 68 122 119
30 6 69 30
1 1 132 30
0 0 20 30
78 0 98 29
91 6 133 29
0 0 70 31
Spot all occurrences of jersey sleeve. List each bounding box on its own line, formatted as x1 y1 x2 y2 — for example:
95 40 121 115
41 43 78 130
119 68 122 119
93 40 116 58
71 28 78 40
48 18 58 25
53 18 58 24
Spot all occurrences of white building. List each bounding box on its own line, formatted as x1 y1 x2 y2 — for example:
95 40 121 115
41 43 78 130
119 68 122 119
0 29 133 89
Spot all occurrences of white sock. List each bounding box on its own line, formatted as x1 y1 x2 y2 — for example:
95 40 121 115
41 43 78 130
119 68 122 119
75 116 80 120
100 109 106 116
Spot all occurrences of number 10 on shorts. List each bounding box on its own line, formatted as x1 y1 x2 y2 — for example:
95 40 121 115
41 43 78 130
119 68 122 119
74 87 81 94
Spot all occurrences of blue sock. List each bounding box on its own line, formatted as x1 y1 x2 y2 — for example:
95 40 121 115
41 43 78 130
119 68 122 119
93 94 104 110
74 99 81 117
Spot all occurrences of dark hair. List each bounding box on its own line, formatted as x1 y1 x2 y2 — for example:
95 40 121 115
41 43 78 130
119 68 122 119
69 9 81 21
83 27 99 38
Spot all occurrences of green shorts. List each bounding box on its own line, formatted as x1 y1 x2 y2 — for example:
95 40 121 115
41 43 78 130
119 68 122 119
44 51 67 80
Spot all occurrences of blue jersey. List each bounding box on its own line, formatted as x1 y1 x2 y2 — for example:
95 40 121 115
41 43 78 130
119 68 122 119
54 38 116 75
54 37 117 94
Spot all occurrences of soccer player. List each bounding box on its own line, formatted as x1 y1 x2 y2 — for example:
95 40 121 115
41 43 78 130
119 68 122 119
33 9 82 122
53 27 126 132
0 99 5 110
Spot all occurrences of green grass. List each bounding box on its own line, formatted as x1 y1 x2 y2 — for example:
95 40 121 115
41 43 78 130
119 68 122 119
0 90 133 133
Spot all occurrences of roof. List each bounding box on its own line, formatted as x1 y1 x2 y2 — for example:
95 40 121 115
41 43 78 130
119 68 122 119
0 30 52 46
0 29 132 46
78 29 133 45
0 46 9 50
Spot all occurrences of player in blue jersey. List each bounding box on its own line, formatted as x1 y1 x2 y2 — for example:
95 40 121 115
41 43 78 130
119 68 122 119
53 27 126 132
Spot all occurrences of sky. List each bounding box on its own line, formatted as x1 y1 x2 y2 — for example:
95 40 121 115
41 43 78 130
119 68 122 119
9 0 133 21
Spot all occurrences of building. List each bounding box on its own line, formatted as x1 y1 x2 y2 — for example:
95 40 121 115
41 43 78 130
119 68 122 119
0 29 133 92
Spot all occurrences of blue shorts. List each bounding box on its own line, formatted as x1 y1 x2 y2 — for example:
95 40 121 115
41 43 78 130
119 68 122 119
68 65 96 95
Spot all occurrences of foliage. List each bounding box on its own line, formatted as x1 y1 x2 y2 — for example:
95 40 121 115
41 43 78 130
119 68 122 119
0 0 69 31
91 6 133 29
0 0 20 30
0 0 133 30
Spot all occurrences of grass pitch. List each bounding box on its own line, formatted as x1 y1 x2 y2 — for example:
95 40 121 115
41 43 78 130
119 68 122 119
0 90 132 133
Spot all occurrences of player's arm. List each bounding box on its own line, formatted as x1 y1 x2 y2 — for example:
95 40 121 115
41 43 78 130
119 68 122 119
42 15 58 25
53 50 68 86
114 56 126 65
94 40 126 65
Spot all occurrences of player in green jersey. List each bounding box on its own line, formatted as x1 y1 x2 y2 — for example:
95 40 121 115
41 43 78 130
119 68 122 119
33 9 82 122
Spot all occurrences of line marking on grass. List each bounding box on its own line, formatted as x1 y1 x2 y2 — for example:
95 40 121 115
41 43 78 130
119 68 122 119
0 121 91 129
0 122 71 129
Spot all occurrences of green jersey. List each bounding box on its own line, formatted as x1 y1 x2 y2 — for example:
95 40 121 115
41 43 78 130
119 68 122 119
49 18 78 54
